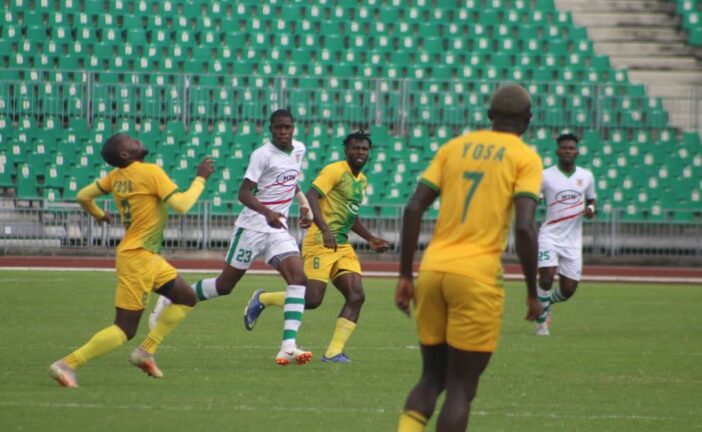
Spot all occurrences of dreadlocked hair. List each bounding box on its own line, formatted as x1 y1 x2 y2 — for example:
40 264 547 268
343 129 372 149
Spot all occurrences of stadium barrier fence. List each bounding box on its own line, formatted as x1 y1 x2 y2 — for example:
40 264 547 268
1 71 700 135
1 199 700 260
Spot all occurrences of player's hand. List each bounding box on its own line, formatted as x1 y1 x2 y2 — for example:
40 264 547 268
584 206 595 219
525 296 542 321
196 156 215 180
369 237 390 254
98 212 112 224
265 210 287 229
322 228 337 251
395 276 415 318
298 207 313 229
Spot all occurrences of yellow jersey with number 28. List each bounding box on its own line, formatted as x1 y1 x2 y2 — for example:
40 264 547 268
96 162 180 254
418 130 543 285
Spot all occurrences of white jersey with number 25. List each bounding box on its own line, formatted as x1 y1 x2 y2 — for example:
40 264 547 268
538 165 596 249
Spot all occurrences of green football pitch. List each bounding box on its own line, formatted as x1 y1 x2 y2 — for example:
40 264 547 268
0 270 700 432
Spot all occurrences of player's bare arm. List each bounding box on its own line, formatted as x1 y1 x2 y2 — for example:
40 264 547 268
395 183 438 317
514 196 542 321
238 178 286 229
306 187 337 251
350 218 389 253
295 184 313 229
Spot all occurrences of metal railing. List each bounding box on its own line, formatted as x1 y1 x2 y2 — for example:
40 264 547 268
1 199 700 259
1 71 700 137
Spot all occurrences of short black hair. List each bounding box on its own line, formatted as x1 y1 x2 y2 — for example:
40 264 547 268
270 109 294 124
343 129 372 149
556 133 579 145
101 133 129 167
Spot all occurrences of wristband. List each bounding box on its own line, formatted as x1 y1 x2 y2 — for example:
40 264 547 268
586 204 595 213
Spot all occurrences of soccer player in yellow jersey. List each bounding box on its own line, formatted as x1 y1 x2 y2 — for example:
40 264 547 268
395 84 543 431
49 133 214 387
243 131 389 363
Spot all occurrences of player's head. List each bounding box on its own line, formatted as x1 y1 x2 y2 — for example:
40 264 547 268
269 109 295 148
343 129 372 171
487 84 532 136
556 133 579 166
101 133 149 168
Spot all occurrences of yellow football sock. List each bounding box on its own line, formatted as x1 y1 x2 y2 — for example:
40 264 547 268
64 324 127 369
140 304 192 354
324 317 356 358
260 291 286 307
397 410 428 432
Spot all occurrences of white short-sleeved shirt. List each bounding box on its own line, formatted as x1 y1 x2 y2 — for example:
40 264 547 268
538 165 596 249
235 140 306 233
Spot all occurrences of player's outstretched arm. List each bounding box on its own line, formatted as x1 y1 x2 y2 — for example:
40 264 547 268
395 183 437 316
514 196 542 321
76 183 111 223
351 218 389 253
238 178 286 229
165 157 214 215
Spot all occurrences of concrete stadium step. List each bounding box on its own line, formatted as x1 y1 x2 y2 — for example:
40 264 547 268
586 26 682 42
570 12 678 27
647 84 702 98
556 0 673 13
610 56 700 70
629 70 702 85
595 42 693 57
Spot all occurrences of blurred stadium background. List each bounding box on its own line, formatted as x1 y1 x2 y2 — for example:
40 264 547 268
0 0 700 263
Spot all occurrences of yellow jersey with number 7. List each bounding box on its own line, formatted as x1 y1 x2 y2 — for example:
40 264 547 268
418 130 543 285
96 162 180 254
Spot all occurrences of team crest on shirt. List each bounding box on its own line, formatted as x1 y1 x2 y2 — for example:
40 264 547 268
295 154 302 163
577 178 583 187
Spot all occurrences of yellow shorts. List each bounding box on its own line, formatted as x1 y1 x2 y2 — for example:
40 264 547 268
302 243 361 283
114 249 178 310
414 271 505 352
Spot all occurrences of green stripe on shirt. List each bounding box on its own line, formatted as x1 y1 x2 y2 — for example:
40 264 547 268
311 184 325 197
419 178 439 193
95 181 108 194
514 192 539 202
162 188 179 202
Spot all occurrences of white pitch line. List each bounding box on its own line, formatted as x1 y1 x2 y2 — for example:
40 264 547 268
1 267 701 284
0 401 681 422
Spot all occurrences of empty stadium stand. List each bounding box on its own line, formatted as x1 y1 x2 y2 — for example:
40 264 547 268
0 0 700 223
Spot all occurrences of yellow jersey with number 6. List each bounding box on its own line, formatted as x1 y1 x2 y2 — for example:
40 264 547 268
419 130 543 285
96 162 179 254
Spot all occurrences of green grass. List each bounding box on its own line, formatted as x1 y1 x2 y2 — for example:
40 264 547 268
0 270 700 432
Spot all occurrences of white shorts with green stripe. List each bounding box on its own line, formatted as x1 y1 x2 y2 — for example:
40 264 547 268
225 227 300 270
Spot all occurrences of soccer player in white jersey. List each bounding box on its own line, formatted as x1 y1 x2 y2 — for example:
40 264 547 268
150 109 315 365
535 133 596 336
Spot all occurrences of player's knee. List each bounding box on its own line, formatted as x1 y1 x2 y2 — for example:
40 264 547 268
419 374 445 396
174 294 197 307
305 293 323 310
119 325 138 340
346 289 365 310
287 273 307 287
562 283 578 298
539 278 554 290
